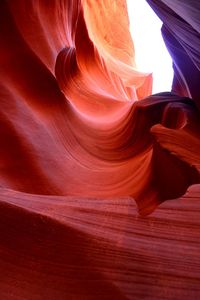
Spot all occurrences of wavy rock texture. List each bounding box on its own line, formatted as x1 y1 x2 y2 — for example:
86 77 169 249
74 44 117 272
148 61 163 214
0 0 200 299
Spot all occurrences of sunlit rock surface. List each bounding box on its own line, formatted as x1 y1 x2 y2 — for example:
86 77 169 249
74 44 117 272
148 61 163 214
0 0 200 299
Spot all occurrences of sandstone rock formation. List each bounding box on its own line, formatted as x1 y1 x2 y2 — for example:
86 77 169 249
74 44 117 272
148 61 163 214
0 0 200 299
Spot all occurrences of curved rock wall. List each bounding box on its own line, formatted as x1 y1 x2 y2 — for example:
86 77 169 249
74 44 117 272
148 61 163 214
0 0 200 299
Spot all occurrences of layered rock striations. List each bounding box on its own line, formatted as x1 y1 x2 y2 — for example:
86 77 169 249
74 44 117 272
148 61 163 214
0 0 200 299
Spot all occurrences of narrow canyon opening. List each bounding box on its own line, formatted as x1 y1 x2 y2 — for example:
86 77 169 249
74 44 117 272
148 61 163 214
127 0 174 94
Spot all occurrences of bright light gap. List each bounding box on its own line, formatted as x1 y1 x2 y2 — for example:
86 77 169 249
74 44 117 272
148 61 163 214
127 0 174 94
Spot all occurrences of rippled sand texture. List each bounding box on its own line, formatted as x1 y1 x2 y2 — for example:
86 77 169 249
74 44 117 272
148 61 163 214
0 0 200 299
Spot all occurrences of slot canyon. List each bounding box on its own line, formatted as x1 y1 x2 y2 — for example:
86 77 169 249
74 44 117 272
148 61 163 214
0 0 200 299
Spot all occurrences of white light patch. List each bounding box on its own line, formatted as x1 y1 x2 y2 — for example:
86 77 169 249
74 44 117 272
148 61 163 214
127 0 173 94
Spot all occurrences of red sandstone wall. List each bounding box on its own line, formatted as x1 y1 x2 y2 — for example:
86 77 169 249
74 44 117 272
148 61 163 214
0 0 200 298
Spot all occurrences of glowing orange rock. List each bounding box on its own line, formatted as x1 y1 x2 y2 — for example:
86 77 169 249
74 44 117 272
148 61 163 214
0 0 200 298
